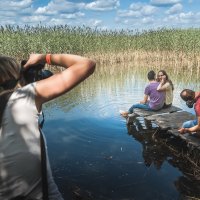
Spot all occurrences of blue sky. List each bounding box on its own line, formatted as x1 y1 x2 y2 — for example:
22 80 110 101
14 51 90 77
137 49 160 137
1 0 200 30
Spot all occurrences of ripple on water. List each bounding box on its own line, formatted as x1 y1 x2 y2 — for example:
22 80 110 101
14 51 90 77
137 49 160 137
44 65 200 200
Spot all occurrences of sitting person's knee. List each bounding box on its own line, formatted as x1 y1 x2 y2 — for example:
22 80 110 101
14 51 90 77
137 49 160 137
182 120 195 128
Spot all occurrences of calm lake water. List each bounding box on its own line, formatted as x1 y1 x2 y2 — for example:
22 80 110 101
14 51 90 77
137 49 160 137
43 64 200 200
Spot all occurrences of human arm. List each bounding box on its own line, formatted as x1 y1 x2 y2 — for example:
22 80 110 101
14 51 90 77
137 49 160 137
24 54 96 108
140 94 148 104
141 84 150 104
157 76 170 91
178 117 200 134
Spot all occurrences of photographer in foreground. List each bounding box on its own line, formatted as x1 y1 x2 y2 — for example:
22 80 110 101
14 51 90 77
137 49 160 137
178 89 200 135
0 54 95 200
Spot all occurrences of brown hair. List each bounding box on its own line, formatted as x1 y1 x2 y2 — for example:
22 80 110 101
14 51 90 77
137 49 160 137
0 56 20 125
157 70 174 90
0 55 20 87
180 89 195 101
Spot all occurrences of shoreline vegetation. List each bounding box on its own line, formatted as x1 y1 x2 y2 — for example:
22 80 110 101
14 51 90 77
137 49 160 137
0 25 200 69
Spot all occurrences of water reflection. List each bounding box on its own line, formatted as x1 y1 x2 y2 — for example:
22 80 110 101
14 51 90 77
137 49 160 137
45 63 200 115
127 118 200 199
43 63 200 200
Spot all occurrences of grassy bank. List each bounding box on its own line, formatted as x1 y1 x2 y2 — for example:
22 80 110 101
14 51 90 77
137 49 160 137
0 25 200 68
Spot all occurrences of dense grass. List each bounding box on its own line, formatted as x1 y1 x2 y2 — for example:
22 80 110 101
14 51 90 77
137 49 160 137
0 25 200 67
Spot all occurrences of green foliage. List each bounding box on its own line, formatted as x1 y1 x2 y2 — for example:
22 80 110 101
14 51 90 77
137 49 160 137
0 25 200 60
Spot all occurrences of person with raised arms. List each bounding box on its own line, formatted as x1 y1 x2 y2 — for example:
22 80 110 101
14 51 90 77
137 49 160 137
0 53 95 200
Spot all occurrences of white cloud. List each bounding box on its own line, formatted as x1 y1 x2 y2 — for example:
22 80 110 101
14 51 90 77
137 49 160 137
0 0 199 30
142 5 157 15
89 19 102 27
118 10 141 18
164 11 200 25
115 16 156 28
118 3 156 19
50 18 67 25
129 2 143 10
60 12 85 19
9 0 32 8
0 0 87 26
150 0 181 6
49 17 81 26
0 11 18 17
35 0 85 15
85 0 120 11
141 17 154 24
130 3 157 16
21 15 48 23
179 12 195 22
130 3 157 15
166 3 183 14
116 2 157 29
38 15 103 28
0 0 35 25
0 0 33 11
35 0 120 15
35 7 51 15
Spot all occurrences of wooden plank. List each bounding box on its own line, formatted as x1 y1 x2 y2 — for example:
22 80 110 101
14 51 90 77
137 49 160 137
126 105 200 150
146 111 200 149
145 111 196 130
133 105 182 117
167 129 200 148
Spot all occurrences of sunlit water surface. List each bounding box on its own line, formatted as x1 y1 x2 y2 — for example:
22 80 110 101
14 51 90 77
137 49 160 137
43 64 200 200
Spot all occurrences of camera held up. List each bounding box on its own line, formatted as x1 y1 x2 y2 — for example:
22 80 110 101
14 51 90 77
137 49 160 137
21 60 53 84
186 100 195 108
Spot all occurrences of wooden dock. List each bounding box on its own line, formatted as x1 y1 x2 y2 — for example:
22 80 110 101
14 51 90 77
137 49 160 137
127 105 200 149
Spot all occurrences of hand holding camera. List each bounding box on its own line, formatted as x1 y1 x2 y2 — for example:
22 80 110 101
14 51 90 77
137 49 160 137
23 54 46 69
21 54 53 84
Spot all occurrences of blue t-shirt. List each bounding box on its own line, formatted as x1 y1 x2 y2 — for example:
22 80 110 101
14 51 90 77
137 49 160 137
144 82 165 110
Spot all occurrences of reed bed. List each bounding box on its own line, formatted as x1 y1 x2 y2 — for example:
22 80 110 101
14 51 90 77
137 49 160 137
0 25 200 68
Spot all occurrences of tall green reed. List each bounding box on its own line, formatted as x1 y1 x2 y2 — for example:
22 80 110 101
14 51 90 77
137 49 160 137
0 25 200 67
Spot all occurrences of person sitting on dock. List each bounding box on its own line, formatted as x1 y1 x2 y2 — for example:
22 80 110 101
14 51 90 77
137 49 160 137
120 70 165 117
156 70 174 108
178 89 200 134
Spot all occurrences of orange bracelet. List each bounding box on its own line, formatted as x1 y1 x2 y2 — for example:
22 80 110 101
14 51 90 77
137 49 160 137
46 54 51 65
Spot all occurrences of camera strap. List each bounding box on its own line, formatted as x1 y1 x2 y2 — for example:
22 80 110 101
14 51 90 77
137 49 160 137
39 126 49 200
